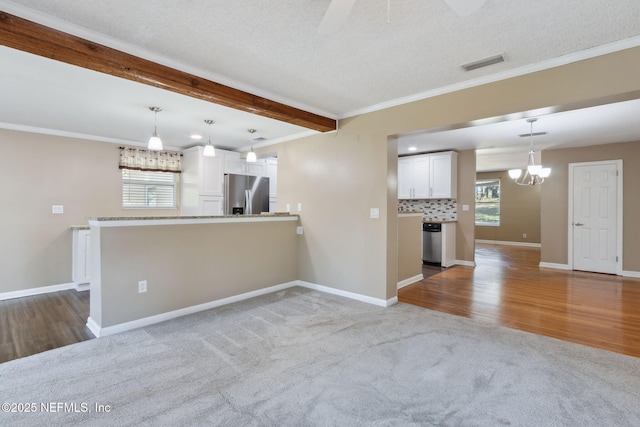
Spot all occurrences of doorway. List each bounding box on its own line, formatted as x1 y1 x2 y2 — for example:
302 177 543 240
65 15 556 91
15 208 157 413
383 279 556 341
568 160 623 275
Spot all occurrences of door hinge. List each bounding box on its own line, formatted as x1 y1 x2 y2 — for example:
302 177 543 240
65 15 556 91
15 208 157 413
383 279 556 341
616 256 619 262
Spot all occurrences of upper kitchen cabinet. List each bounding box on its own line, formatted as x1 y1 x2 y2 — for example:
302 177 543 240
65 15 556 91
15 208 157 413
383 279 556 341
224 151 246 175
398 151 457 200
224 151 266 176
398 155 430 199
429 151 457 199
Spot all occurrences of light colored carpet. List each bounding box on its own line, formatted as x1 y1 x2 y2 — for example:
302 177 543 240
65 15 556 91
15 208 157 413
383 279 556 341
1 286 639 426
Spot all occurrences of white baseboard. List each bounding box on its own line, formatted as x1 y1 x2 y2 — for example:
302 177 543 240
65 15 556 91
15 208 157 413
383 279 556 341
538 264 638 277
88 281 300 338
476 239 541 248
397 274 423 289
88 280 400 337
86 317 100 338
75 282 90 292
454 260 476 267
0 282 76 301
296 280 397 307
539 262 570 270
622 270 640 278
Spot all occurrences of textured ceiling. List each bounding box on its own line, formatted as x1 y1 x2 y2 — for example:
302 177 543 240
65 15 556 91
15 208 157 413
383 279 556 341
5 0 640 116
1 0 640 160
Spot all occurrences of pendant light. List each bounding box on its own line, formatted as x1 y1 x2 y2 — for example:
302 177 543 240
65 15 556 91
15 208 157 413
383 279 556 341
147 107 163 151
508 118 551 186
202 119 216 157
246 129 257 163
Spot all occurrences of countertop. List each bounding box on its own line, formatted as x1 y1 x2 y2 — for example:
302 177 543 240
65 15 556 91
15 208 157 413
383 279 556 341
398 211 423 217
89 212 294 221
397 211 457 223
88 213 299 227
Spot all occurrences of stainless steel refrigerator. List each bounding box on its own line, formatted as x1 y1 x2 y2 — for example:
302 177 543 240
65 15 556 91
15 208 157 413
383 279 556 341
223 173 270 215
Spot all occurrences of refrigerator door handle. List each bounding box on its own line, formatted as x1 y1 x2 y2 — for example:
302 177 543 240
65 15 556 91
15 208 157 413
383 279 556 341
245 189 252 214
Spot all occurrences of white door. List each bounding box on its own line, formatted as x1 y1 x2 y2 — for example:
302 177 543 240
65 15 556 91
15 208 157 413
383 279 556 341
571 162 618 274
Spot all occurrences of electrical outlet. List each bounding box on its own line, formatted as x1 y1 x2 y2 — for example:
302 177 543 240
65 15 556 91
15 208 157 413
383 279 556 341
52 205 64 214
370 208 380 219
138 280 147 293
296 226 304 235
523 233 527 238
297 203 303 212
286 203 291 212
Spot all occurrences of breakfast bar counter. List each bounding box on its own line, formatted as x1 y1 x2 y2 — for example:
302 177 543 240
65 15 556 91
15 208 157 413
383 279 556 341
87 214 300 337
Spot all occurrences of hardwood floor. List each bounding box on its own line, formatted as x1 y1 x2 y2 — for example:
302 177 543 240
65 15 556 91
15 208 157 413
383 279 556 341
400 243 640 358
0 290 93 363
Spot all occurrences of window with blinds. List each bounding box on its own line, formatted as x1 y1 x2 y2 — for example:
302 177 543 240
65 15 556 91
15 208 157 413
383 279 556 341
122 169 178 209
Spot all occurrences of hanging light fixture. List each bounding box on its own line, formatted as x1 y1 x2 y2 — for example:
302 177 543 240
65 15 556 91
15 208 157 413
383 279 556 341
202 119 216 157
147 106 163 151
246 129 257 163
508 118 551 185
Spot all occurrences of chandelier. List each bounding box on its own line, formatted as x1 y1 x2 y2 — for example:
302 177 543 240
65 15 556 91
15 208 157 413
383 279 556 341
508 118 550 185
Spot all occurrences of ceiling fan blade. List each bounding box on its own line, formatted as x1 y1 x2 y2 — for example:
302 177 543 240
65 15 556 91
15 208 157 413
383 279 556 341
443 0 486 17
318 0 358 35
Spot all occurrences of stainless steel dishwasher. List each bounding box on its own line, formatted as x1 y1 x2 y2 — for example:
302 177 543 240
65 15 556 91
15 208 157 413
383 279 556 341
422 222 442 265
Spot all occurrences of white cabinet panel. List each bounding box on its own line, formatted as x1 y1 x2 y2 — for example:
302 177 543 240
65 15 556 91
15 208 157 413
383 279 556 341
72 229 91 287
182 146 234 215
266 158 278 198
201 196 224 216
398 154 430 199
246 160 266 176
398 151 457 200
201 154 224 195
413 156 430 199
430 152 457 199
441 222 456 267
224 151 246 174
398 157 413 199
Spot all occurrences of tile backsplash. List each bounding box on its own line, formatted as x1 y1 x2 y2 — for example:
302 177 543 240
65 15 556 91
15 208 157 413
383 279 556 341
398 199 457 221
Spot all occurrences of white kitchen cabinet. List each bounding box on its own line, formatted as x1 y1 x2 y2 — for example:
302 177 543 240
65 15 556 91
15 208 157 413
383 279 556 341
182 147 275 215
430 151 457 199
398 151 457 199
266 158 277 198
224 151 246 175
200 196 223 215
182 146 223 196
72 228 91 290
224 151 267 176
246 160 266 176
266 157 278 211
441 222 456 267
398 154 430 199
182 146 229 215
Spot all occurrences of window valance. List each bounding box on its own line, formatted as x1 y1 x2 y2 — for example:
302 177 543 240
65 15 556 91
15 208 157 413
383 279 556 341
119 147 182 173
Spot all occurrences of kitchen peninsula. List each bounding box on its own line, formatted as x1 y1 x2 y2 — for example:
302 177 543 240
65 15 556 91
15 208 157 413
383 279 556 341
87 214 299 337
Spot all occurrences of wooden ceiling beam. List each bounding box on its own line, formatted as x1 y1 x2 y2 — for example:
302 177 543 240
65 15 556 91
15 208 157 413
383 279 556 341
0 12 336 133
